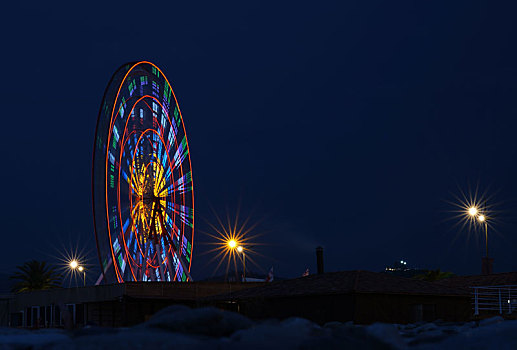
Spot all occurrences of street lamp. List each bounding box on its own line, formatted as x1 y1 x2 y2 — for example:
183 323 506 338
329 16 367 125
69 260 86 287
228 239 237 249
465 206 489 257
78 266 86 287
237 246 246 282
226 239 243 281
457 194 494 275
477 214 488 258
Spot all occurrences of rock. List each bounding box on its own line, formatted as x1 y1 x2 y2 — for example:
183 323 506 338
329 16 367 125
413 320 517 350
72 325 121 338
140 305 254 337
231 318 397 350
45 329 208 350
414 323 438 333
439 326 461 335
230 317 323 349
0 328 69 349
458 321 477 332
365 323 407 349
408 329 448 346
323 321 353 329
479 316 504 327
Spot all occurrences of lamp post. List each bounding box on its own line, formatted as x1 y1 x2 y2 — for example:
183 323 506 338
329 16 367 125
226 239 241 281
467 205 492 274
477 214 488 258
468 207 488 258
468 206 489 256
78 266 86 287
69 260 86 287
69 260 79 287
237 246 246 282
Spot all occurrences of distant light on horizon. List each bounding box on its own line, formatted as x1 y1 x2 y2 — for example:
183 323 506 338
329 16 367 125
468 207 478 216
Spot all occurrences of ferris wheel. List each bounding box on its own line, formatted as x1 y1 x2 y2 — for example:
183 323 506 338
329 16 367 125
92 61 194 283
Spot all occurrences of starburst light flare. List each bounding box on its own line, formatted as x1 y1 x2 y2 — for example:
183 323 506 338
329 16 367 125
202 205 268 280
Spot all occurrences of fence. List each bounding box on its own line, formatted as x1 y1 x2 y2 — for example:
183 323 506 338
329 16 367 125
472 285 517 315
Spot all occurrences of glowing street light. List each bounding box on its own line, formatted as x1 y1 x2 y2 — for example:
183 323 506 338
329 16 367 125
228 239 237 249
68 259 86 287
237 246 246 282
204 209 262 282
452 189 495 274
467 208 489 259
78 266 86 287
477 214 489 259
464 205 489 257
226 240 246 282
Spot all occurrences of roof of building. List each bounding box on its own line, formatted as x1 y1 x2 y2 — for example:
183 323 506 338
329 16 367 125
7 281 264 312
206 270 470 300
435 272 517 289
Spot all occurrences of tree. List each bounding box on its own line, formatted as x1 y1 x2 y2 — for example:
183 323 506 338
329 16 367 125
413 269 455 282
10 260 62 293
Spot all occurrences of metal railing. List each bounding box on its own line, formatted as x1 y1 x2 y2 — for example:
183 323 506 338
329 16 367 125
472 285 517 315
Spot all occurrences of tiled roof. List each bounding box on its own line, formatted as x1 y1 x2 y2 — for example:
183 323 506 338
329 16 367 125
207 270 469 300
435 272 517 289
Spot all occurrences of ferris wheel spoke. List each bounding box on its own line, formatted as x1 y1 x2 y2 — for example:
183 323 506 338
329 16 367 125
143 240 152 281
155 242 166 281
156 206 192 281
172 136 189 169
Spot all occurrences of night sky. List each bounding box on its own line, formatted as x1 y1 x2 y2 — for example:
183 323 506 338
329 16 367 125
1 1 517 282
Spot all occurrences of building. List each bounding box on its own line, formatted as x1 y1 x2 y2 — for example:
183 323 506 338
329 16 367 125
435 272 517 318
207 270 471 324
8 270 515 328
5 282 262 328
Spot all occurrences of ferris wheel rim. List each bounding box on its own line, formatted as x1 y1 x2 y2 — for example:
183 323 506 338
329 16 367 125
92 61 194 283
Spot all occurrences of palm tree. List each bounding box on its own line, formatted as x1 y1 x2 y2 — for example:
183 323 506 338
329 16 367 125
10 260 62 293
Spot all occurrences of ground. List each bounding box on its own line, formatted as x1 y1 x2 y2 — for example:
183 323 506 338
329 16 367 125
1 307 514 349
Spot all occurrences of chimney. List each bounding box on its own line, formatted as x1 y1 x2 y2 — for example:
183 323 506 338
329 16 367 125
316 246 324 274
481 257 493 275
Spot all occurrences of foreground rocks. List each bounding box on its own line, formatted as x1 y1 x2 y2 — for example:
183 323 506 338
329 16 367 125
0 307 514 349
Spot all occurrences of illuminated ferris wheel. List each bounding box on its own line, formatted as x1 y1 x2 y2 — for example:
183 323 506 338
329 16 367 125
92 61 194 283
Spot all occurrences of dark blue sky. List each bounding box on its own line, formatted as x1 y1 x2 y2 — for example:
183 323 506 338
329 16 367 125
1 1 517 281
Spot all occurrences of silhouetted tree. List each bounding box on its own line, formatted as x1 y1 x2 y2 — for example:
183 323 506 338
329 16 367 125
413 269 454 282
10 260 62 293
